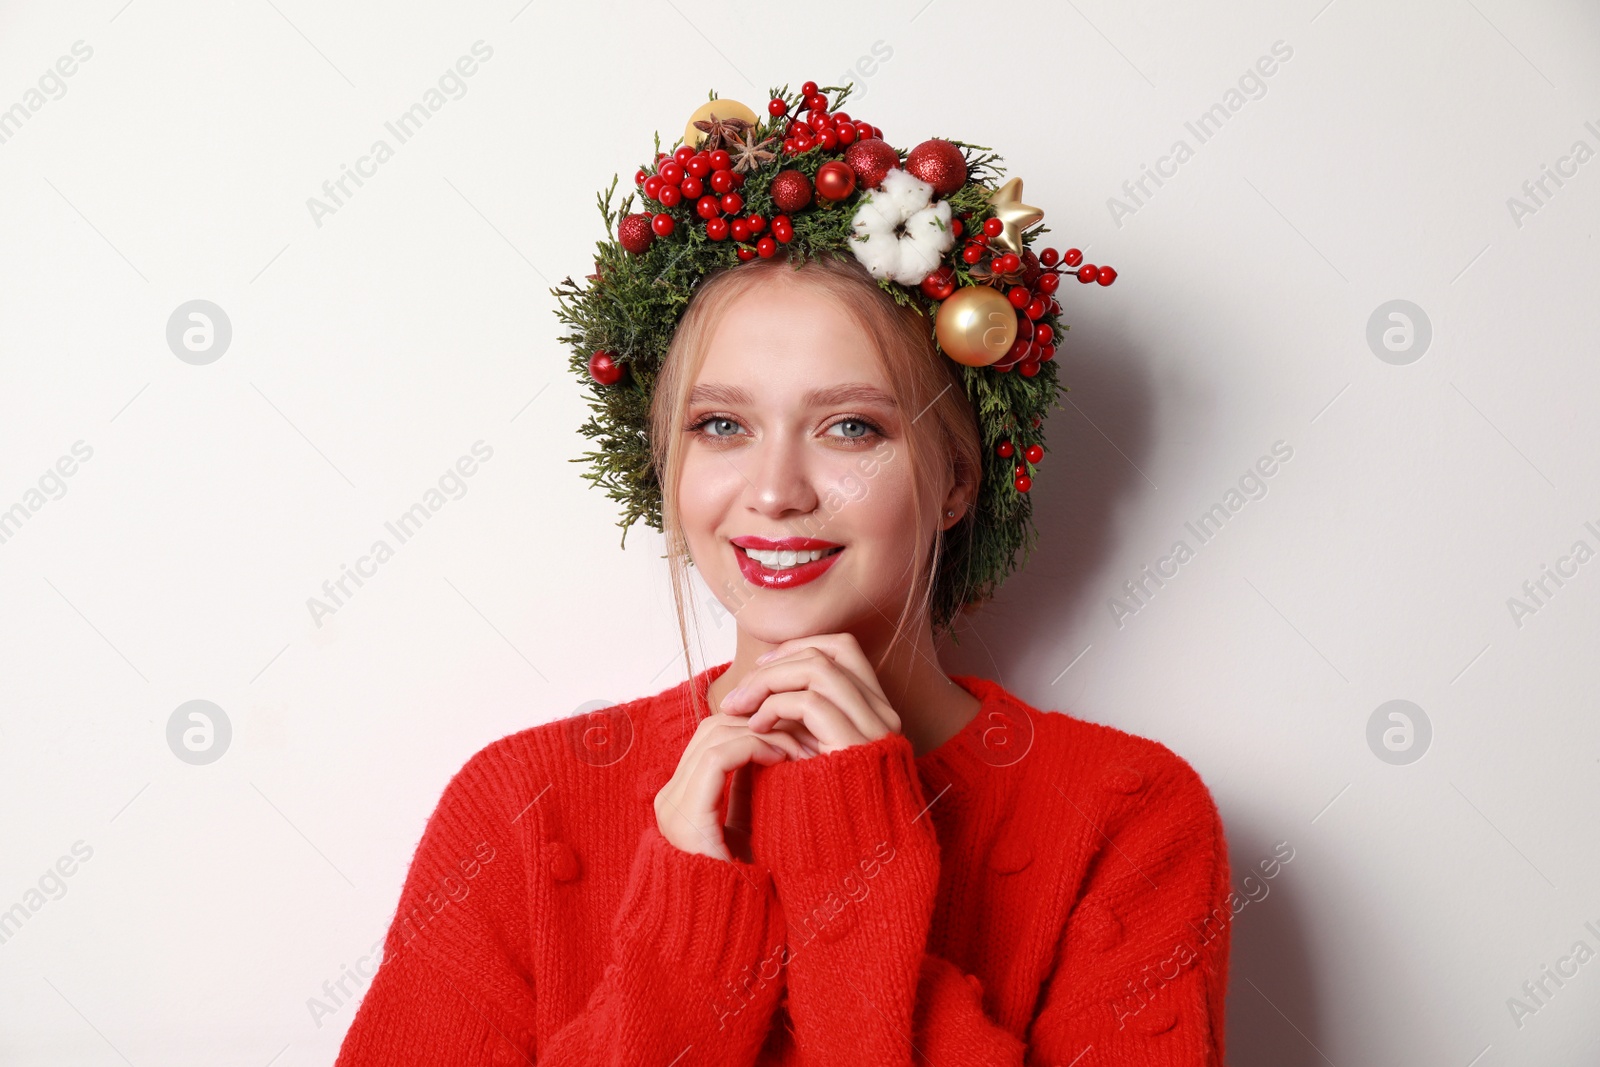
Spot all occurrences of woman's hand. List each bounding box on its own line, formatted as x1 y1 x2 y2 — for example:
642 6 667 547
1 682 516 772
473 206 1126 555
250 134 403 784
654 712 810 863
716 633 902 756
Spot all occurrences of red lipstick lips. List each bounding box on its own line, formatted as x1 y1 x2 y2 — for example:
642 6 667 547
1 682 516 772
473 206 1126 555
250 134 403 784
730 536 844 590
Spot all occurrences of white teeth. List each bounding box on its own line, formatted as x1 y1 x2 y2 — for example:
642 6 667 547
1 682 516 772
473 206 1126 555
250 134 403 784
743 546 838 569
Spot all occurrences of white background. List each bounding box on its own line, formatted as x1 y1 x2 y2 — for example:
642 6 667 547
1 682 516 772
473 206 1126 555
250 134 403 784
1 1 1597 1064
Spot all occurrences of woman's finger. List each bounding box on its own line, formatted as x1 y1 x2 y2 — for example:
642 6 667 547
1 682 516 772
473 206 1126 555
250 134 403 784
745 688 873 752
726 649 897 739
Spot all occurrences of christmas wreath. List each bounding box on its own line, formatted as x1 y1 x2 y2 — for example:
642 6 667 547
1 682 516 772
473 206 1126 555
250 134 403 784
551 79 1116 631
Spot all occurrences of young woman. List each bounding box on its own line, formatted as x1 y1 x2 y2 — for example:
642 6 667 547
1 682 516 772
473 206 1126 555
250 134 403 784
335 86 1231 1067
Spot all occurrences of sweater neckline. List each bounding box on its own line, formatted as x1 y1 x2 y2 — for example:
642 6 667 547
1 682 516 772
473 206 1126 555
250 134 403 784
687 659 1023 788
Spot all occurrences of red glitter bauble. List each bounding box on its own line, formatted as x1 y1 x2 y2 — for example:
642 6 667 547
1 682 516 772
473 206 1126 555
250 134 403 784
617 213 654 255
904 138 967 196
815 160 857 201
843 137 900 189
770 169 813 213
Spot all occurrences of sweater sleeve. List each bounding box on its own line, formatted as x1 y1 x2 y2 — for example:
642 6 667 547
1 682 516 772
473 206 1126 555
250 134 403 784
746 731 955 1065
334 737 789 1066
1023 750 1232 1066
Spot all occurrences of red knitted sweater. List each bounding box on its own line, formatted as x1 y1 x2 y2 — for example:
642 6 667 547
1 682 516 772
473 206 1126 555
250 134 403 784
334 660 1231 1065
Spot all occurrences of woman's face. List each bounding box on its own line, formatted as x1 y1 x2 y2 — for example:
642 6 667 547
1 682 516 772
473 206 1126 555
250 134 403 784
676 276 945 644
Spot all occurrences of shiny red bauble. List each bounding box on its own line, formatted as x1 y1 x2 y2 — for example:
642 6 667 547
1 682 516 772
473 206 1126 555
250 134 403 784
1024 444 1044 463
589 350 623 385
815 160 857 201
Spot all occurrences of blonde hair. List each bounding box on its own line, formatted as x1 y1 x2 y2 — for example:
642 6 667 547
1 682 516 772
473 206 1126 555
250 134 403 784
648 252 983 716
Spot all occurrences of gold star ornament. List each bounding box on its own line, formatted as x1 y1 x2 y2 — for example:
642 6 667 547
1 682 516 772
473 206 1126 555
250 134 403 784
986 176 1043 255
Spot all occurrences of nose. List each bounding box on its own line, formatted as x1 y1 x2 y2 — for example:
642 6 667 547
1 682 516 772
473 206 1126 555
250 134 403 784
740 427 820 522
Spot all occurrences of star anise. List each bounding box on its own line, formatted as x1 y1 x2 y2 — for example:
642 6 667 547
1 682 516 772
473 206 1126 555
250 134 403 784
692 111 754 152
728 126 777 174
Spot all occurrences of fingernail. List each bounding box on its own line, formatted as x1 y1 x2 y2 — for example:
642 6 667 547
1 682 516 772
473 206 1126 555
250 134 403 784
724 684 746 704
755 650 776 663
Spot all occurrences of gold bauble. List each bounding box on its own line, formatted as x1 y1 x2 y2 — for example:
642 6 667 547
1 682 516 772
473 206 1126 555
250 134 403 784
935 286 1017 367
987 176 1044 255
683 98 760 149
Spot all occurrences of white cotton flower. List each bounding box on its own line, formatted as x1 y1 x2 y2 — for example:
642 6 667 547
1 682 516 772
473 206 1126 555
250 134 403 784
849 167 955 287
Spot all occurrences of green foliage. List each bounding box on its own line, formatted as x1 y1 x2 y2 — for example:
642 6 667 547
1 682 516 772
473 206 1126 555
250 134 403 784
550 79 1080 635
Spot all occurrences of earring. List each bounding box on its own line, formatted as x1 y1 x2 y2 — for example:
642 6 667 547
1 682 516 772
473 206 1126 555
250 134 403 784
946 509 955 518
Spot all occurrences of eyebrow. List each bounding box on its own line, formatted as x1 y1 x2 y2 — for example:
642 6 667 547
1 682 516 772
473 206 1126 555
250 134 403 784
686 382 899 409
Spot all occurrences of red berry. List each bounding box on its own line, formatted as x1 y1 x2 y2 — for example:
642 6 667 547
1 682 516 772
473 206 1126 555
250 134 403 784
1015 463 1027 477
706 217 729 241
730 171 746 187
730 218 751 242
1064 248 1083 267
756 236 777 257
997 252 1020 274
983 218 1004 239
710 170 734 194
996 440 1015 458
818 128 838 150
720 191 744 215
687 155 710 178
1025 298 1046 320
746 214 766 233
1015 474 1032 492
634 168 647 185
1037 272 1060 294
589 350 623 386
709 149 731 171
1097 266 1117 286
657 184 681 207
644 175 664 199
679 176 702 199
651 212 675 237
1077 265 1098 284
1019 359 1040 377
772 218 794 243
673 145 694 165
1007 286 1030 309
736 244 757 261
1038 343 1056 361
951 219 964 239
837 124 857 145
696 195 720 220
1024 444 1044 463
805 92 827 111
1033 324 1053 344
1039 247 1060 267
961 244 983 265
659 161 683 185
769 98 788 117
801 80 818 95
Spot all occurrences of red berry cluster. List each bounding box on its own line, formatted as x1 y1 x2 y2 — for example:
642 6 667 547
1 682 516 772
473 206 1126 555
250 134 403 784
619 81 886 264
771 80 883 155
995 437 1047 493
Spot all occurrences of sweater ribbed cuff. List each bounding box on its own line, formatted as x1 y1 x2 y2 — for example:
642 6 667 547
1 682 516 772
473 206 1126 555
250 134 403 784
613 822 778 981
748 731 939 876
